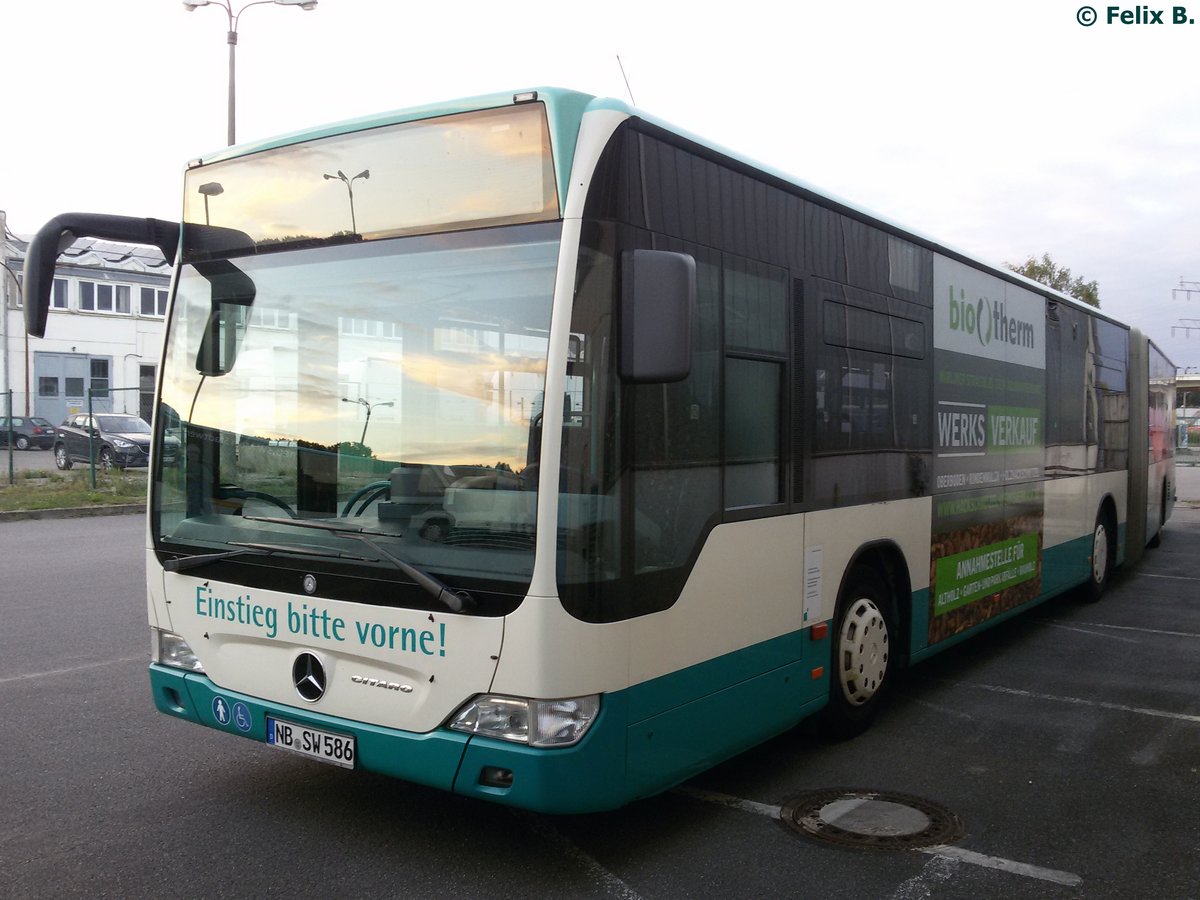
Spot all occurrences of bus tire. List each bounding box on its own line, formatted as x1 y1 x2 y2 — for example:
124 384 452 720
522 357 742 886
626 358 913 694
1082 507 1115 603
824 565 894 739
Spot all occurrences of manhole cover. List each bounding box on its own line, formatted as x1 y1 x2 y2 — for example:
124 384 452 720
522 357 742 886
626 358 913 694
781 789 965 851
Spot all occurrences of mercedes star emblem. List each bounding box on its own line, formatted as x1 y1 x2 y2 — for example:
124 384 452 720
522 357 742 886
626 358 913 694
292 652 326 702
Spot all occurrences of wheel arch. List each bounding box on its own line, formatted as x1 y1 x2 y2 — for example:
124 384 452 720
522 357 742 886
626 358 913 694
1097 491 1118 522
1097 492 1119 564
836 539 915 670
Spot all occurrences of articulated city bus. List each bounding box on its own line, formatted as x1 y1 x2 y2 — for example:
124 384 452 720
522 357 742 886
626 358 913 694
22 88 1175 813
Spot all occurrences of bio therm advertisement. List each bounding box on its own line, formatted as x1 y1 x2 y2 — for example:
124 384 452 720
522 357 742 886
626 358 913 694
930 256 1046 644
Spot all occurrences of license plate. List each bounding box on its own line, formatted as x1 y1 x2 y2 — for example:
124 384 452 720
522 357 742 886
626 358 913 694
267 717 356 769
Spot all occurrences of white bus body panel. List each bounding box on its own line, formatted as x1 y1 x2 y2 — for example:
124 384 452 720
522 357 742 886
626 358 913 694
492 497 933 699
156 571 503 733
1042 470 1127 552
1147 457 1173 540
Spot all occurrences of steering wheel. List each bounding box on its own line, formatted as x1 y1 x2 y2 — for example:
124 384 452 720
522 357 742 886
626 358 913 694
216 485 298 518
341 480 391 517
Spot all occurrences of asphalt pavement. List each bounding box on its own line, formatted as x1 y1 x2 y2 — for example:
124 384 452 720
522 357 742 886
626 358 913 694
2 447 57 475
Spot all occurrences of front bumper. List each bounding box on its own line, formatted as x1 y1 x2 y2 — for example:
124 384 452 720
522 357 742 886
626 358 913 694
112 447 151 467
149 664 628 813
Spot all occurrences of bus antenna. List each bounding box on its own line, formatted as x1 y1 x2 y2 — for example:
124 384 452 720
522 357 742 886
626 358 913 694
616 55 637 106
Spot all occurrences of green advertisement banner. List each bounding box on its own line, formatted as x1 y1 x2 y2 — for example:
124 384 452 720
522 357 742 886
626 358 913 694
933 532 1040 615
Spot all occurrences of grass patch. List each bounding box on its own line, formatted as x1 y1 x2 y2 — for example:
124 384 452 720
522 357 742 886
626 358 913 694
0 468 148 511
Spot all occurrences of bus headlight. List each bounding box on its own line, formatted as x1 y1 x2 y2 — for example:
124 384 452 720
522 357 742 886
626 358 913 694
449 694 599 747
156 629 206 673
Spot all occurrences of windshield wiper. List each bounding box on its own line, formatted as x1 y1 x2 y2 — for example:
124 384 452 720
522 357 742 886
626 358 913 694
163 541 375 573
163 547 265 572
243 516 476 613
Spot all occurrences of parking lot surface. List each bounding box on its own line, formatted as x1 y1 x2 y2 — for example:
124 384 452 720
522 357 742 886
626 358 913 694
2 447 56 474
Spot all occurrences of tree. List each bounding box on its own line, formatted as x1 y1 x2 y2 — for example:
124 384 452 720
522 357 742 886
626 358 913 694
1006 253 1099 308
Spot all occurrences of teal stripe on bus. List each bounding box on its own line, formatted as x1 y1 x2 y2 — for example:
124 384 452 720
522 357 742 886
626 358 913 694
624 659 827 802
625 629 811 723
151 625 835 813
455 631 831 812
149 664 469 791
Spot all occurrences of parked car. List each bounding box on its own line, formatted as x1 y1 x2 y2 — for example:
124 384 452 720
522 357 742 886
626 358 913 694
0 416 57 451
53 414 173 471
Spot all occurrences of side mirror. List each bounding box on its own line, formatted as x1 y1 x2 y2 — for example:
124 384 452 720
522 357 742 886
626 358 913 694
23 214 182 338
194 262 257 377
619 249 696 383
21 214 254 340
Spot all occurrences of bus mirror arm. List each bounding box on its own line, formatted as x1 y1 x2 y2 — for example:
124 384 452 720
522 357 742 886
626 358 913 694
22 213 254 339
619 250 696 384
23 213 182 338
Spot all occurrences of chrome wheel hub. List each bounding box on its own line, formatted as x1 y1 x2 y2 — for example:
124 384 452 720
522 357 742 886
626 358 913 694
1092 524 1108 583
838 597 889 706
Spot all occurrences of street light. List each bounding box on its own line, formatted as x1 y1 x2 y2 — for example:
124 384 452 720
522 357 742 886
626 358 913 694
323 169 370 235
183 0 318 146
198 181 224 224
342 397 393 445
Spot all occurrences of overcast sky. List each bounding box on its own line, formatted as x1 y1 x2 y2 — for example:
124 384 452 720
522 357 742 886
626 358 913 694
3 0 1198 367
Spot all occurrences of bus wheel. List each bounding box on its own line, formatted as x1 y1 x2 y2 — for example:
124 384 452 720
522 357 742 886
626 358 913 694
824 566 893 738
1083 509 1114 602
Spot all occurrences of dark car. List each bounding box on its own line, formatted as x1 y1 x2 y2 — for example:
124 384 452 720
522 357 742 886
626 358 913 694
0 416 57 451
53 414 170 471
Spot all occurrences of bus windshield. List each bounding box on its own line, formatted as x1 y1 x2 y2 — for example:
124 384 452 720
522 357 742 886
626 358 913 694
181 103 558 249
152 221 561 607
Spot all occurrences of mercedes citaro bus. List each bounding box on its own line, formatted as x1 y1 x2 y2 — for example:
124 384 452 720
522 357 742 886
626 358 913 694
21 88 1175 813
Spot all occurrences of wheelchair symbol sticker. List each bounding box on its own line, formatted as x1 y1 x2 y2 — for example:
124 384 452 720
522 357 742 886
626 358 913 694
232 702 252 733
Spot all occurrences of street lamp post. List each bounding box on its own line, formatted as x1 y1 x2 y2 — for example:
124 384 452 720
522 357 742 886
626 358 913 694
183 0 317 146
342 397 393 446
323 169 371 234
198 182 224 224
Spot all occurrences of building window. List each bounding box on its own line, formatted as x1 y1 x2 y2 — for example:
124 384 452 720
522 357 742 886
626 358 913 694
139 365 157 421
252 308 295 330
52 278 68 309
65 377 85 397
39 377 59 397
79 281 132 314
1 270 22 308
140 287 168 317
90 358 110 398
